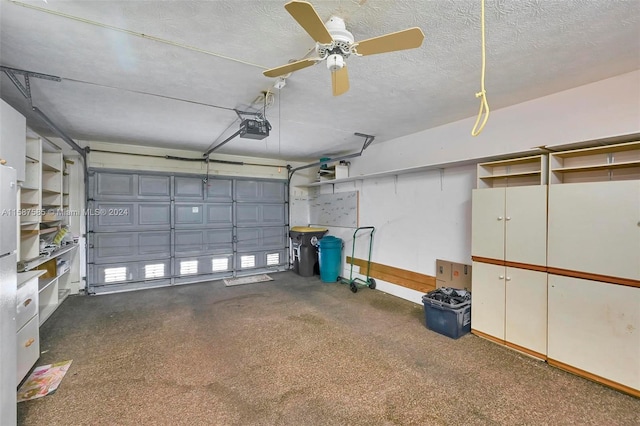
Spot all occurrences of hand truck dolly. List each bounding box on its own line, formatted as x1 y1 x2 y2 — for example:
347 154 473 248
339 226 376 293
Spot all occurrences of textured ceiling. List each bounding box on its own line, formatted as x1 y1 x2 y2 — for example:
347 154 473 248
1 0 639 161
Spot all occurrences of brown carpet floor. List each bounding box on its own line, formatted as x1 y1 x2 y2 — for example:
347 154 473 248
18 271 639 425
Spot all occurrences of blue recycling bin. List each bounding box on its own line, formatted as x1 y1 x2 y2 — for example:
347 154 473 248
318 236 343 282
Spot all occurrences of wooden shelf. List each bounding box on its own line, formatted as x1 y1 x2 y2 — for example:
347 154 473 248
551 160 640 174
20 229 39 239
549 141 640 158
477 155 547 188
20 221 39 226
39 227 59 235
549 141 640 184
479 170 542 180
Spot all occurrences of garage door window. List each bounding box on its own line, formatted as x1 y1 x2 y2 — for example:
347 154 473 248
212 258 228 272
104 267 127 283
180 260 198 275
145 264 165 279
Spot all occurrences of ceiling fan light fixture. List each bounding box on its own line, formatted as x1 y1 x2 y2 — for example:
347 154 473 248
327 54 344 72
325 16 354 44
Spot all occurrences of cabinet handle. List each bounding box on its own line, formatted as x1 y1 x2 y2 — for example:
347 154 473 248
506 217 511 221
499 275 504 279
506 277 512 281
25 338 35 348
0 159 6 165
24 298 32 307
497 216 503 221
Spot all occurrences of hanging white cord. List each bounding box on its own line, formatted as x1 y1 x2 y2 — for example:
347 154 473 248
471 0 490 136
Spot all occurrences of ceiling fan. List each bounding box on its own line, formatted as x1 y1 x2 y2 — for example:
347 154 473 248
263 0 425 96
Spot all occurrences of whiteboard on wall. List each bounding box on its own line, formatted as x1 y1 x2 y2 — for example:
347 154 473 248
309 191 359 228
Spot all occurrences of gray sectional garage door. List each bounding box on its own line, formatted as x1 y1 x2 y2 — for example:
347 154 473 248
87 169 288 294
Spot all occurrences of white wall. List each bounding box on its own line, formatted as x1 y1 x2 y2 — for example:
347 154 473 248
350 70 640 175
314 71 640 304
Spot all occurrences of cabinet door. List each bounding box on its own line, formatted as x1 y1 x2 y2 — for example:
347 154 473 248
548 275 640 391
471 189 505 260
505 268 547 356
505 186 547 266
548 181 640 280
470 262 505 340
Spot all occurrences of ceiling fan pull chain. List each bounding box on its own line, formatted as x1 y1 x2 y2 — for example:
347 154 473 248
471 0 490 136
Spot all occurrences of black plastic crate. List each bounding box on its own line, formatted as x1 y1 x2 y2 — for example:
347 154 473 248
422 288 471 339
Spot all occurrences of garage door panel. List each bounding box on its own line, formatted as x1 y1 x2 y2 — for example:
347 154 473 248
139 204 171 226
93 172 135 199
235 180 259 200
174 177 204 199
235 180 285 202
237 227 285 251
89 231 171 264
91 172 170 201
236 249 286 271
90 201 171 231
261 181 285 202
206 179 233 201
205 229 233 253
206 204 233 227
174 230 203 254
174 203 233 228
263 204 285 224
175 229 233 255
236 228 260 251
138 175 171 198
174 254 233 277
236 204 285 226
89 258 172 287
138 232 172 256
236 204 260 225
174 203 204 226
90 234 135 262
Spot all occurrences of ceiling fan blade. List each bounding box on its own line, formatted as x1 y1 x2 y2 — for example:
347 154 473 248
355 27 425 56
331 66 349 96
284 1 333 44
263 58 318 78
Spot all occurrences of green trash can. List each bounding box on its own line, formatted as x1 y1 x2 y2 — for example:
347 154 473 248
318 236 342 282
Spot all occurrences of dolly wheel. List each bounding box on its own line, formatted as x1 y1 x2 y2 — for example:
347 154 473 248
350 282 358 293
368 278 377 289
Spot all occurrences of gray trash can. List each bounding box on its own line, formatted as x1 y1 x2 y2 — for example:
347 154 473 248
289 226 328 277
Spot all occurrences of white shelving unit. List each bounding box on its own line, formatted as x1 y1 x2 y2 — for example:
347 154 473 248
477 155 547 188
18 131 78 327
297 150 542 188
545 140 639 396
549 141 640 184
471 154 548 360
